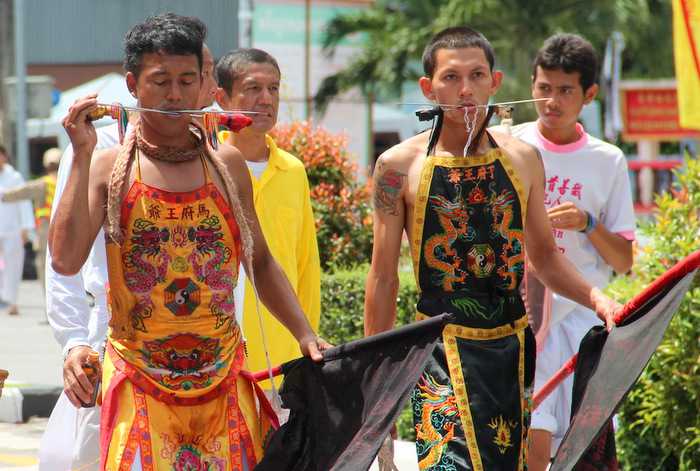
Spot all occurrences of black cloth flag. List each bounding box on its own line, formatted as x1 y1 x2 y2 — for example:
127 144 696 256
255 313 453 471
551 269 698 471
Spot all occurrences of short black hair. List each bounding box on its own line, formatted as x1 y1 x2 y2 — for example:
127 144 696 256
533 33 599 91
0 144 6 156
123 13 206 77
422 26 495 77
215 48 281 96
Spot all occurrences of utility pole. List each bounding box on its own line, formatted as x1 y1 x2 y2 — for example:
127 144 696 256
0 0 13 150
304 0 311 120
14 0 29 177
238 0 253 48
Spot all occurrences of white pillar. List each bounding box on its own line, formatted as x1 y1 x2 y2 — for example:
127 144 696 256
238 0 253 48
638 140 659 207
14 0 28 178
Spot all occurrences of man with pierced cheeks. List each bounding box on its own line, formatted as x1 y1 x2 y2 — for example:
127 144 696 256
364 26 622 469
49 13 327 469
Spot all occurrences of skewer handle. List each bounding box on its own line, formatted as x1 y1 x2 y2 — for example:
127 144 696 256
87 103 119 121
218 114 253 132
80 350 102 408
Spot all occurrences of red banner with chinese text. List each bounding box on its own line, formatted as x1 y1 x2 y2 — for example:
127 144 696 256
620 84 700 140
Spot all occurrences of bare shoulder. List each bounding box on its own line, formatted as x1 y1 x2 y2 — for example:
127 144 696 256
372 133 429 216
90 146 120 184
489 129 543 181
92 145 119 164
213 142 248 181
376 132 428 172
489 130 539 163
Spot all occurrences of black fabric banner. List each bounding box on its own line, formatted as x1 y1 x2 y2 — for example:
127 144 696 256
255 313 453 471
551 270 697 471
568 326 618 471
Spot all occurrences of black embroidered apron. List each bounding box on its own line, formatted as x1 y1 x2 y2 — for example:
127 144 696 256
410 142 536 471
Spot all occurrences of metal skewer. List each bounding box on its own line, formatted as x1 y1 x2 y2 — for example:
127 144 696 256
399 97 549 109
91 103 264 118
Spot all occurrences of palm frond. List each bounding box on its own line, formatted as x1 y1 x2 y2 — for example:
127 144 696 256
322 10 388 53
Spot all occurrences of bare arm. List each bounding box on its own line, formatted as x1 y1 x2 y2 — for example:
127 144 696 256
587 226 633 274
220 145 328 360
523 149 619 329
547 202 633 274
1 179 44 205
364 154 407 336
48 94 108 275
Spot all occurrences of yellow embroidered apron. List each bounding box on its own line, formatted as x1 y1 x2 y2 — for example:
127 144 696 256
101 152 274 471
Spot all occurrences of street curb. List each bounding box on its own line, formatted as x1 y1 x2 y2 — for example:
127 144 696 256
19 385 61 422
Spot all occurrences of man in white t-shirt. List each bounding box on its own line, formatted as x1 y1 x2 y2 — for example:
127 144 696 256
506 33 635 469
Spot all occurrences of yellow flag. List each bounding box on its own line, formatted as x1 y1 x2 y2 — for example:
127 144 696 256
673 0 700 130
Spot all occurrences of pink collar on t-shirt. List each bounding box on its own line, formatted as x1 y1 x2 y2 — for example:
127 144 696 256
535 121 588 153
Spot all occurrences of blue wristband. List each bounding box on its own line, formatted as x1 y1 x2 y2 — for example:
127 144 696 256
580 211 597 234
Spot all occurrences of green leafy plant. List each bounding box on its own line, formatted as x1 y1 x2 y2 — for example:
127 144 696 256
271 122 373 271
319 265 418 345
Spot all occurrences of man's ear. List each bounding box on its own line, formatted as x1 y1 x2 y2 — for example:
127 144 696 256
490 69 503 96
584 83 599 105
419 76 435 101
126 72 137 98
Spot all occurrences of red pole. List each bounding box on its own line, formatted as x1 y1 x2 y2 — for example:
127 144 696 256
533 250 700 409
246 365 284 383
533 355 579 409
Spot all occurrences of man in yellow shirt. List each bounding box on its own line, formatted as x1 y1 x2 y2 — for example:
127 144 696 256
215 48 321 388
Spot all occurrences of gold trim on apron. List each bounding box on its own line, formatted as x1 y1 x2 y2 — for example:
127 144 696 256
517 328 526 471
410 149 529 289
416 312 529 470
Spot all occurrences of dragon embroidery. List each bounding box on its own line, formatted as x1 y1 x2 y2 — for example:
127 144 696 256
424 191 476 292
490 189 524 290
123 218 171 332
187 215 236 329
414 374 459 470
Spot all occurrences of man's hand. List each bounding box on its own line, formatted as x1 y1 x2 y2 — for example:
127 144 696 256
298 335 333 362
548 202 588 232
63 346 99 407
590 287 622 331
61 94 99 157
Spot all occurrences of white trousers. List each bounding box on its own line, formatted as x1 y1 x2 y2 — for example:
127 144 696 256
0 232 24 304
531 306 599 457
38 392 101 471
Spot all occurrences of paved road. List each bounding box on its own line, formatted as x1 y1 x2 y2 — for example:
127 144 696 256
0 280 63 387
0 278 60 470
0 418 44 470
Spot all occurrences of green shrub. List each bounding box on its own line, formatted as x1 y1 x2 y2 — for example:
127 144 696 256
607 154 700 470
271 122 373 271
319 265 419 440
319 265 418 344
